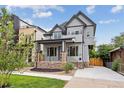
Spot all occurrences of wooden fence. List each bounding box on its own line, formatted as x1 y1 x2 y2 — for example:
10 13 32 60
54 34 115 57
89 58 103 66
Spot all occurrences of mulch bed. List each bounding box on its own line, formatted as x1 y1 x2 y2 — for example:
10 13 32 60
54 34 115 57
30 68 64 72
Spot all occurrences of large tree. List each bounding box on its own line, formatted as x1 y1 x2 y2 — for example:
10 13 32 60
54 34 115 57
112 33 124 48
0 8 33 87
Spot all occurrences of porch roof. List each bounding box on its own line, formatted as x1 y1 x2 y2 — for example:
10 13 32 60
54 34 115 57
35 38 73 44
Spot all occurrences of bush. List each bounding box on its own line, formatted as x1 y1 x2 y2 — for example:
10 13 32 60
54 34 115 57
112 58 121 71
64 63 74 73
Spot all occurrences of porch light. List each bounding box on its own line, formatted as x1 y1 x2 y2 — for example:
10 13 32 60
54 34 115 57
72 38 75 43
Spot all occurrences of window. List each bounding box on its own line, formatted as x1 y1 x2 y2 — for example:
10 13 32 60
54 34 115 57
68 46 78 56
75 31 79 34
54 33 58 39
47 47 57 56
53 32 61 39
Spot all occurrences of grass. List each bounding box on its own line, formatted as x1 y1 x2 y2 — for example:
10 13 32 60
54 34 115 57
9 75 66 88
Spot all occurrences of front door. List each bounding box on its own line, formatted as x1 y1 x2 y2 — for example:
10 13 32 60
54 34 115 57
58 46 62 60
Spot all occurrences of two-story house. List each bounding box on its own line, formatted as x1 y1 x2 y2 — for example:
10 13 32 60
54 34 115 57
18 18 46 63
35 11 96 67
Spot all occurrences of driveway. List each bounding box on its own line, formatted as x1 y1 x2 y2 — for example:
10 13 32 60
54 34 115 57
65 66 124 88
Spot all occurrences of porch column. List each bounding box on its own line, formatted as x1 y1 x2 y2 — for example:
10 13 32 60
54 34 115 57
61 41 67 63
62 41 65 52
82 44 90 67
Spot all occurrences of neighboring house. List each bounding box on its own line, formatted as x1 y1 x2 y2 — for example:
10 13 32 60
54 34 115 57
35 11 96 66
1 14 47 63
109 46 124 63
110 46 124 73
1 14 44 43
19 26 46 62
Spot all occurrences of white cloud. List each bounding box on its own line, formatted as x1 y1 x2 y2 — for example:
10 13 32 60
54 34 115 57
6 5 64 18
33 11 52 18
86 5 95 14
24 18 33 25
111 5 124 13
99 19 119 24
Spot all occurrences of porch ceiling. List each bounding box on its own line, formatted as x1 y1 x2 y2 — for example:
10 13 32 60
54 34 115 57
35 38 73 44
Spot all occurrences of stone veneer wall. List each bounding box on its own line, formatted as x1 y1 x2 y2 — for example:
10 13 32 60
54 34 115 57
37 61 66 69
71 62 89 69
61 52 67 63
36 61 89 69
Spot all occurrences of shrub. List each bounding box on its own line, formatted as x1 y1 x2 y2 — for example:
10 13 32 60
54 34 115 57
112 58 121 71
64 63 74 73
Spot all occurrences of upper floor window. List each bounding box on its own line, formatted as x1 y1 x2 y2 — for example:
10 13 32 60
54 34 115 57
67 31 80 35
53 32 61 39
75 31 79 35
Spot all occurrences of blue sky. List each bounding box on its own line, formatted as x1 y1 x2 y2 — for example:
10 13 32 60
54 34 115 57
0 5 124 46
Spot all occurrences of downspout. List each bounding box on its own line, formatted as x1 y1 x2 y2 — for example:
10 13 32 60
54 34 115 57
82 25 86 68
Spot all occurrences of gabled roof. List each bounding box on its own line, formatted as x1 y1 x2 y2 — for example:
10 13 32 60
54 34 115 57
59 21 67 30
109 45 124 53
76 11 96 26
12 14 33 27
45 11 96 36
76 11 96 36
49 24 64 33
31 25 47 33
12 15 47 33
65 15 86 27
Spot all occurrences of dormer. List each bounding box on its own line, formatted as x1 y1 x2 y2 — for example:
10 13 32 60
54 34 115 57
50 24 63 39
65 15 86 36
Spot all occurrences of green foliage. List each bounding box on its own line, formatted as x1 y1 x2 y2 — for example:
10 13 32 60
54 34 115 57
97 44 114 62
112 58 121 71
0 8 34 87
112 33 124 48
89 49 99 58
64 63 74 73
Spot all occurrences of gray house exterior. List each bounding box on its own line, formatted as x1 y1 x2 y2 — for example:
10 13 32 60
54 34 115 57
36 11 96 64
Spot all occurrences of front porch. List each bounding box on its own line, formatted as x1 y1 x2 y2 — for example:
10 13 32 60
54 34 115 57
34 38 90 69
35 38 74 63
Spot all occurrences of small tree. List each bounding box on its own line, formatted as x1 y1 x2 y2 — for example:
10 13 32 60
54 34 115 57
0 8 33 87
97 44 114 62
89 49 99 58
64 63 74 73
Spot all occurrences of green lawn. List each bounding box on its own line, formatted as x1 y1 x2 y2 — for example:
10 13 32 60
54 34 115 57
9 75 66 88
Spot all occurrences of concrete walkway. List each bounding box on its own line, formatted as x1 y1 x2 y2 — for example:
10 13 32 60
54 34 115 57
65 77 124 88
13 71 72 81
74 66 124 82
65 66 124 88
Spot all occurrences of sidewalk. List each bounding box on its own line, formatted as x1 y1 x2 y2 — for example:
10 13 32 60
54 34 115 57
13 71 72 81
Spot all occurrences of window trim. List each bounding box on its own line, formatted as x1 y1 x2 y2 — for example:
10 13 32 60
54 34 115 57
47 47 57 57
68 46 78 56
53 32 62 39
